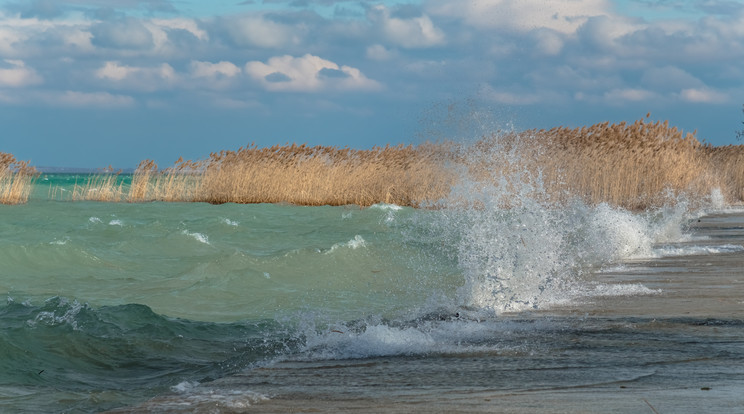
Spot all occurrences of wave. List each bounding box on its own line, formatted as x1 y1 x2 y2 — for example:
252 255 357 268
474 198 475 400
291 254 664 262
0 296 292 412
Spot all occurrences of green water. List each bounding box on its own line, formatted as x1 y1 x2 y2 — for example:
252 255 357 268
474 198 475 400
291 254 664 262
2 199 456 323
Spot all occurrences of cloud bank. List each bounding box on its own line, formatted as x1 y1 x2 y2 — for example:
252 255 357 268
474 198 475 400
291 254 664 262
1 0 743 166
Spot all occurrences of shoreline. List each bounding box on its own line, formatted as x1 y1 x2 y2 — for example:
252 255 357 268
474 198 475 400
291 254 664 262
107 211 744 413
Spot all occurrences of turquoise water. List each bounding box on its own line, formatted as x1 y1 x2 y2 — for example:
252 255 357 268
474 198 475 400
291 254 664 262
2 175 743 412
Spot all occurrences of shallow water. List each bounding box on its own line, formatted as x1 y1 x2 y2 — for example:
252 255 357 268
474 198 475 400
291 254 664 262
1 176 743 413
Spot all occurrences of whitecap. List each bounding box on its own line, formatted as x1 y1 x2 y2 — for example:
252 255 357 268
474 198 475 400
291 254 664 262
369 203 403 211
171 381 199 393
181 230 210 245
326 235 366 253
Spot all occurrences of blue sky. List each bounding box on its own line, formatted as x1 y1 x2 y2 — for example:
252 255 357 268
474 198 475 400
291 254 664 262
0 0 743 167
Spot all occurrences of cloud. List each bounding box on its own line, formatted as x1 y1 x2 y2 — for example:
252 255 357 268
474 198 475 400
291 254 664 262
9 0 65 19
641 66 705 91
150 17 208 41
189 60 241 89
679 87 728 103
95 61 176 90
0 59 43 87
245 54 380 92
427 0 611 34
366 44 396 61
218 15 301 48
368 5 445 48
190 60 241 78
91 18 154 50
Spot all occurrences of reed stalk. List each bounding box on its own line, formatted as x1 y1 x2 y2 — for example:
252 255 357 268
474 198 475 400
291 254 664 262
0 152 38 204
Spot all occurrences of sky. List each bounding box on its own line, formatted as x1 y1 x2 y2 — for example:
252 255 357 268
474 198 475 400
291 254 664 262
0 0 743 168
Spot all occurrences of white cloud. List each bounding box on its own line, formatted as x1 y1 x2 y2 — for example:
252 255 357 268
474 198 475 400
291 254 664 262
95 61 177 90
144 18 209 56
90 18 154 50
427 0 611 34
245 54 380 92
533 30 564 55
150 18 208 41
61 27 94 51
222 15 300 49
369 5 445 48
366 44 396 61
0 26 25 55
0 59 42 87
190 60 242 89
96 61 135 81
679 88 728 104
190 60 241 78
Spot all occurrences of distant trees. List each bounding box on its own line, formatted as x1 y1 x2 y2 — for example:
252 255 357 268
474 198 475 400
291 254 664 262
738 104 744 141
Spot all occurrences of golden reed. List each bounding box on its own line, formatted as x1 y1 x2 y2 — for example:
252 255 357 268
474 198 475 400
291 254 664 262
0 152 37 205
26 117 744 209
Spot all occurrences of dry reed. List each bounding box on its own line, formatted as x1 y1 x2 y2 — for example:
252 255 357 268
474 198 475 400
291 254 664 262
0 152 37 204
68 167 127 202
463 116 719 209
44 117 744 209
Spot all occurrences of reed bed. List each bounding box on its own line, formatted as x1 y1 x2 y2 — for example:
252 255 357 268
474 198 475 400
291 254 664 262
463 117 719 209
192 143 455 207
41 117 744 209
0 152 37 204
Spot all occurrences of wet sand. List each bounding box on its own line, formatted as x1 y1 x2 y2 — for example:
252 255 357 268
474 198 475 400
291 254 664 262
110 213 744 413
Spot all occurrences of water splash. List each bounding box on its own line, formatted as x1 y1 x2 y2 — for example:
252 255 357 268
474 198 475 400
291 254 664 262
437 131 699 313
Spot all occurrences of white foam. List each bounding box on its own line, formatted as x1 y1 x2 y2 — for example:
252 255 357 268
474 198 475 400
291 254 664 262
182 230 210 245
161 385 268 409
88 217 102 224
305 324 435 359
171 381 199 393
369 203 403 211
28 298 85 330
222 218 239 226
585 283 661 297
653 243 744 257
299 318 555 361
598 264 630 274
326 235 366 253
108 219 123 226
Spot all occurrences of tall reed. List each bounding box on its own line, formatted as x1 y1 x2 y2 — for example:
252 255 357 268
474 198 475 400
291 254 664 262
0 152 37 204
53 117 744 209
68 167 127 202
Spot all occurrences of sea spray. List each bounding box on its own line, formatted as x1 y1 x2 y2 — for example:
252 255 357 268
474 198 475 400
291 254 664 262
433 131 702 314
